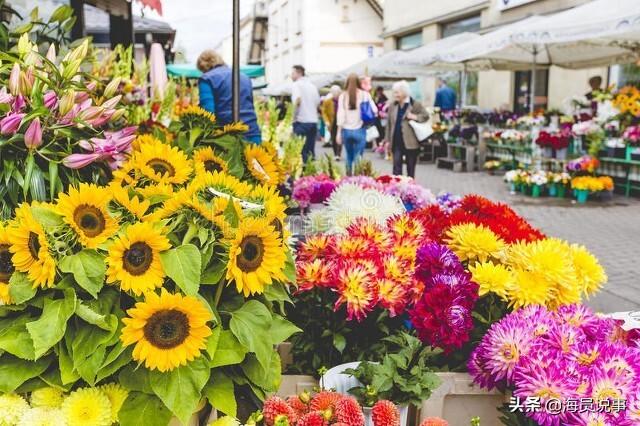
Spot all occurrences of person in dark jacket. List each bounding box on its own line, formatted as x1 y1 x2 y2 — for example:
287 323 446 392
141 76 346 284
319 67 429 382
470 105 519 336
434 77 457 112
197 50 261 143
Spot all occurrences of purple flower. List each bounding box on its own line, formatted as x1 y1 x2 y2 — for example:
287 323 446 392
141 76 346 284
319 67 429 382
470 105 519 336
0 112 24 135
12 94 26 112
415 242 464 280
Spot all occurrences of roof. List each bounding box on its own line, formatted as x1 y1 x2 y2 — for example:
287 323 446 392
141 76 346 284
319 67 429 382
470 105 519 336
84 4 175 35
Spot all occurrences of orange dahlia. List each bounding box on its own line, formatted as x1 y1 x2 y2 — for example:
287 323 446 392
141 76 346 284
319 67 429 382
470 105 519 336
387 214 426 242
419 418 449 426
334 266 377 322
309 391 342 412
263 396 297 426
298 234 332 261
346 218 390 248
287 395 309 418
296 259 333 291
376 278 407 317
334 396 364 426
371 400 400 426
297 411 327 426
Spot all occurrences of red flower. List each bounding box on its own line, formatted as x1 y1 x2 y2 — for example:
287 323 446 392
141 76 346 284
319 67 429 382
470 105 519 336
334 397 365 426
309 391 343 412
263 396 298 426
371 400 400 426
297 411 327 426
287 395 309 418
409 205 450 242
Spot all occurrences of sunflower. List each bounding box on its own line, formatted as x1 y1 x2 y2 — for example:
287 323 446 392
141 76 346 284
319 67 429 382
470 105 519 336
56 184 119 249
189 170 253 199
131 133 163 152
215 122 249 136
109 184 150 221
244 145 281 186
445 223 505 263
111 159 138 187
0 224 15 303
145 187 197 222
178 104 216 124
133 139 193 185
121 290 213 372
193 146 228 176
226 217 287 296
8 204 56 288
137 182 174 199
248 184 287 238
191 197 239 233
106 222 171 296
61 388 112 426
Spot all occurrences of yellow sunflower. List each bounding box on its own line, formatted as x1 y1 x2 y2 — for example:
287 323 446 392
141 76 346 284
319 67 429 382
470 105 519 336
120 290 213 372
178 104 217 124
445 223 505 263
60 387 111 426
215 122 249 136
106 222 171 296
190 197 239 233
137 182 175 200
144 187 197 222
226 217 287 296
0 224 15 303
131 134 164 152
133 138 193 185
8 204 56 288
188 170 253 199
109 184 150 221
111 159 138 187
244 145 281 186
193 146 229 176
248 184 288 240
56 184 119 249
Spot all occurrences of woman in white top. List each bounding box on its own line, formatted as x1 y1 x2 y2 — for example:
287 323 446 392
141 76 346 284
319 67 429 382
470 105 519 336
336 73 378 175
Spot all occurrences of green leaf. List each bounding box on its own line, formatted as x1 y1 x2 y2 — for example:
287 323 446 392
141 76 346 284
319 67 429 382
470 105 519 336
0 316 35 359
205 325 221 359
119 392 173 426
27 289 76 358
118 365 153 394
201 260 226 285
9 272 36 304
283 251 296 284
48 160 59 201
0 354 51 393
333 333 346 353
58 250 106 298
203 370 237 417
229 300 272 370
76 302 117 331
31 205 63 227
210 329 247 368
159 244 201 296
149 356 211 425
69 320 115 385
269 315 301 345
222 197 239 227
58 343 80 385
241 352 281 393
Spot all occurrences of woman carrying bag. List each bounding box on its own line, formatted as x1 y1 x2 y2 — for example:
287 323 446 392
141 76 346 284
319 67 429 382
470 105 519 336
385 80 429 178
336 73 378 175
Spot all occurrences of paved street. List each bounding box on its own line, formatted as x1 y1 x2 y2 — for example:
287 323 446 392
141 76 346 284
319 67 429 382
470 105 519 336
359 149 640 313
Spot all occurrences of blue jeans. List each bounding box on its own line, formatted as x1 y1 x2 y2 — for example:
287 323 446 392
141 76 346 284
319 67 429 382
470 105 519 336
342 127 366 174
293 122 318 163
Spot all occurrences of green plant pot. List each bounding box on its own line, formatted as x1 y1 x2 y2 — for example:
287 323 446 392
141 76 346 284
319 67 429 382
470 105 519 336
531 185 542 198
548 183 557 197
576 189 589 204
557 185 566 198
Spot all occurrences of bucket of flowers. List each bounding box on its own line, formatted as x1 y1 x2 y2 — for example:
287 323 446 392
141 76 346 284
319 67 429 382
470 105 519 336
483 160 502 175
570 175 614 203
548 172 571 198
622 125 640 161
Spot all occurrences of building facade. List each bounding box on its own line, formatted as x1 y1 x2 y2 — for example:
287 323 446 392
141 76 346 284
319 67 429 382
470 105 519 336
264 0 384 86
383 0 612 111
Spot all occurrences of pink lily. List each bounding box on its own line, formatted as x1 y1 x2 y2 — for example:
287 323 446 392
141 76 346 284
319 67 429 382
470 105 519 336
63 126 137 170
24 118 42 149
43 91 58 110
12 95 26 112
8 63 20 96
0 88 13 105
0 112 25 135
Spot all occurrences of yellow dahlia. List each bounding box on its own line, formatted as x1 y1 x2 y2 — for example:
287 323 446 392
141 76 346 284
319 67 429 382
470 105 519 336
56 184 119 249
244 145 281 186
8 204 56 288
570 244 607 296
0 393 29 426
109 184 150 221
133 139 193 185
17 407 66 426
98 383 128 422
193 146 228 176
106 222 171 296
226 216 287 296
507 269 554 309
31 387 65 408
469 261 512 300
121 290 213 372
445 223 505 263
61 387 111 426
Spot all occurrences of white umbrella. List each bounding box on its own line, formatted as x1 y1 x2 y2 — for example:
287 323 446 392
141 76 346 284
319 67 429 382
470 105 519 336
334 50 435 81
395 32 483 68
262 73 336 96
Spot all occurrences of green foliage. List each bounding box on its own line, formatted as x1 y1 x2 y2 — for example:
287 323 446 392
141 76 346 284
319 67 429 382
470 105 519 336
344 333 442 407
353 158 376 177
58 250 106 298
0 2 75 52
203 370 237 417
159 244 202 296
119 392 173 426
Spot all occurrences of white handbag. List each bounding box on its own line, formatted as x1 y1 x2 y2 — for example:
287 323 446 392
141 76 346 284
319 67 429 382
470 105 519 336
409 119 434 142
366 125 380 142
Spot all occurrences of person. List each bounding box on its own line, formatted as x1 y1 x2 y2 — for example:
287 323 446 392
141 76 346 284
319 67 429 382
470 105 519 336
385 80 429 178
291 65 320 163
585 76 603 100
374 85 388 147
197 50 261 143
434 78 457 112
336 73 377 175
321 85 342 159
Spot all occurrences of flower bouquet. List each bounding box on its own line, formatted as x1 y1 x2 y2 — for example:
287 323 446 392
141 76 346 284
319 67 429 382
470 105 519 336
377 176 436 211
566 155 600 174
292 174 337 209
547 171 571 197
535 130 570 159
483 160 502 175
622 125 640 161
571 175 615 203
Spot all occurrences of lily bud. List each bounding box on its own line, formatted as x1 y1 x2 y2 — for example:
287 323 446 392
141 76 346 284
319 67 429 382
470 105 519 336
24 48 41 67
67 39 89 63
103 77 121 98
0 88 12 105
24 118 42 149
13 94 26 112
0 113 25 135
43 90 58 109
110 109 126 122
75 90 90 104
17 34 32 57
77 106 103 122
101 95 122 109
8 63 20 96
58 90 76 116
62 58 82 80
19 70 33 95
46 44 56 63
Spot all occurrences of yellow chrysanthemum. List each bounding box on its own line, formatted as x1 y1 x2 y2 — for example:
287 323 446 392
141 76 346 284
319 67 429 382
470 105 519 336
133 139 193 185
56 184 119 249
121 290 213 372
17 407 66 426
189 171 253 199
131 133 163 152
226 216 287 296
445 223 505 263
193 146 229 176
8 204 56 288
31 387 65 408
469 261 512 300
244 145 281 186
106 222 171 296
215 122 249 136
570 244 607 296
178 104 216 123
0 393 29 426
98 383 128 422
109 184 150 221
61 388 112 426
507 269 554 309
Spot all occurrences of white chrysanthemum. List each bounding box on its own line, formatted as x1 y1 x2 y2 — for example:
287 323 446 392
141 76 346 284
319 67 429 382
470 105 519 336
0 393 30 426
310 183 405 234
17 407 67 426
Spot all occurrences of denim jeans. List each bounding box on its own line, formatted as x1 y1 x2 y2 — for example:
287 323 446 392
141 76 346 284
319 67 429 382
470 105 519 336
342 127 366 174
293 122 318 163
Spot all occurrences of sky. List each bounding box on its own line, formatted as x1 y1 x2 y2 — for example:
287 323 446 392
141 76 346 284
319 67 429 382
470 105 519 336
133 0 256 63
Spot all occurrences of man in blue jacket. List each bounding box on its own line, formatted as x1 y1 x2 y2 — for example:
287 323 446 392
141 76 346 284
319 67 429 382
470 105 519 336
197 50 261 143
434 77 457 112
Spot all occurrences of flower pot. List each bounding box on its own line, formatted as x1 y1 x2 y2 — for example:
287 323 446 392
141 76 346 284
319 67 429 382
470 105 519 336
576 189 589 204
509 183 516 193
277 375 318 397
531 185 542 198
555 148 568 160
597 190 613 202
363 405 409 426
542 147 553 158
557 185 566 198
629 147 640 162
607 147 626 159
548 183 557 197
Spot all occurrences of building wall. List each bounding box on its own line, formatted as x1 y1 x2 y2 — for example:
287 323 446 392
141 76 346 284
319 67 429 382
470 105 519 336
216 18 253 66
265 0 383 85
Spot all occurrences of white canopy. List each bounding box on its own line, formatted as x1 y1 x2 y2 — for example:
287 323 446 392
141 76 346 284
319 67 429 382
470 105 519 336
333 50 436 81
396 32 483 68
262 73 336 96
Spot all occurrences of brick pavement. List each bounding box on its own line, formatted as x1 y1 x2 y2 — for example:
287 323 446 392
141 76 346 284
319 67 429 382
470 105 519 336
358 149 640 313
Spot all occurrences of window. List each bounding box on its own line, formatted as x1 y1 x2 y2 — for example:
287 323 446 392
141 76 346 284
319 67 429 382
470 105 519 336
514 69 549 114
397 31 422 51
611 63 640 87
441 14 481 38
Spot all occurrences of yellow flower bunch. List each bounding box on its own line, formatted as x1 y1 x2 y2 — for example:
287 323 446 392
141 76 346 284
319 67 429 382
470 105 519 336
571 176 614 192
613 85 640 117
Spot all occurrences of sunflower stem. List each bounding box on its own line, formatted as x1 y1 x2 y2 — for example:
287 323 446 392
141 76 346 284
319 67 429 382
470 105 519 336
213 278 225 309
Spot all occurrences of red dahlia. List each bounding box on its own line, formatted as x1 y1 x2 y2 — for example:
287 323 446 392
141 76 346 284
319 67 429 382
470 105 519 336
309 391 343 412
334 396 365 426
263 396 297 426
297 411 327 426
371 400 400 426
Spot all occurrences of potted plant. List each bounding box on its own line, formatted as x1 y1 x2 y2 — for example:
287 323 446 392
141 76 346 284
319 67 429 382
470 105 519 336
483 160 501 175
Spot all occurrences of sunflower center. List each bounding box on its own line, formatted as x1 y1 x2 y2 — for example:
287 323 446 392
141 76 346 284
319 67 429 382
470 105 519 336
28 232 41 260
0 245 14 282
204 160 223 173
73 205 106 237
237 235 264 272
148 159 176 177
123 242 153 276
143 309 190 349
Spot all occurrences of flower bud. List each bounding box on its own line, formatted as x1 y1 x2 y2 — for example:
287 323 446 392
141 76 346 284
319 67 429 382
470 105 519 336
0 113 25 135
67 39 89 63
24 117 42 149
0 88 12 105
43 90 58 109
19 70 33 95
101 95 122 110
17 34 32 57
46 44 56 63
13 94 26 112
62 58 82 80
8 63 20 96
58 90 75 116
103 77 121 98
110 108 126 122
